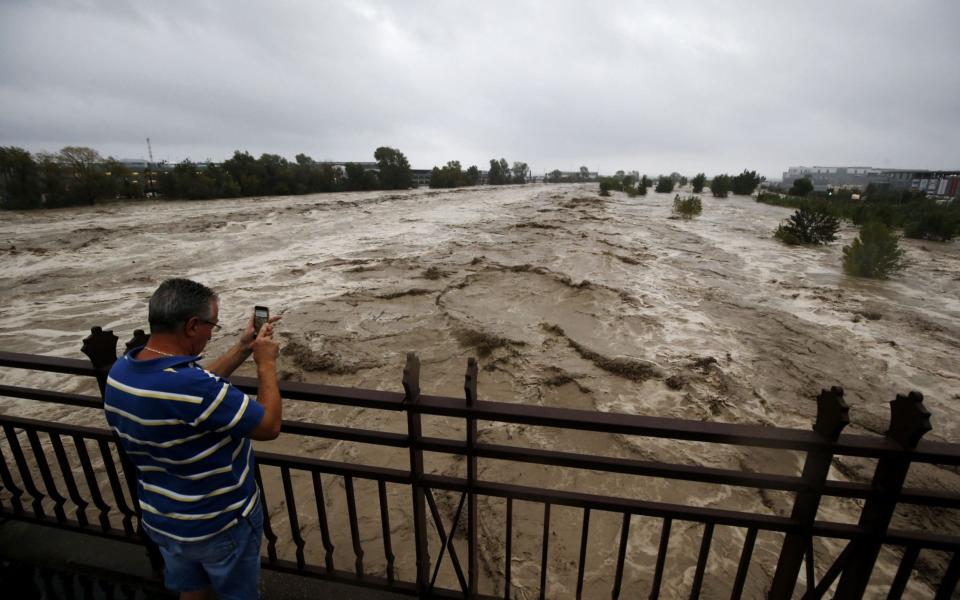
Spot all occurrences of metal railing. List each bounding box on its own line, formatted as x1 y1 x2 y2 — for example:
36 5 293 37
0 326 959 598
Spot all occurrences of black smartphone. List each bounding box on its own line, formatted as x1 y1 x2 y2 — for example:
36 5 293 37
254 306 269 335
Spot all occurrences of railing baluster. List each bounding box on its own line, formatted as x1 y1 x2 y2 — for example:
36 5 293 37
25 429 67 522
729 527 757 600
97 439 134 536
934 552 960 600
465 357 479 599
280 466 306 569
650 517 672 600
425 487 468 593
73 435 111 531
539 502 551 600
78 574 94 598
115 445 163 572
378 480 396 584
0 433 25 513
803 540 854 599
611 512 630 599
504 497 513 600
576 508 590 600
689 523 714 599
255 463 279 564
311 471 335 572
344 475 365 576
48 432 89 527
404 352 431 594
430 491 468 591
805 537 816 594
887 545 919 599
836 391 931 597
3 425 45 517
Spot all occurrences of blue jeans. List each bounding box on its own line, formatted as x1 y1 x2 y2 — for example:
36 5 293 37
147 500 264 599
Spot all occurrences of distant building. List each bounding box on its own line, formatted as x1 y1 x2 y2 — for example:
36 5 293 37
781 165 959 197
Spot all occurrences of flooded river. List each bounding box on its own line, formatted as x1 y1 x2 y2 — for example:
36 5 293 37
2 184 958 597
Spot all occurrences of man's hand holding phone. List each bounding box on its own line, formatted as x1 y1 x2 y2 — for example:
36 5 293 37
242 306 281 350
252 318 279 367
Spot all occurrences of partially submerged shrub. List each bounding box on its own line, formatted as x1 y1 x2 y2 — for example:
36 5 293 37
598 179 612 196
774 205 841 245
842 222 905 279
691 173 706 193
655 176 674 193
710 174 731 198
672 194 702 219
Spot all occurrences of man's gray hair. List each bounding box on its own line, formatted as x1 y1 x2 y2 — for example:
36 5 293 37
148 279 218 333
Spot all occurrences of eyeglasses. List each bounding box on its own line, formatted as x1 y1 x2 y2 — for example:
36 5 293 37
201 319 222 331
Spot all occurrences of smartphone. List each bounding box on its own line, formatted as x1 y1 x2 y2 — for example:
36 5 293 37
254 306 269 335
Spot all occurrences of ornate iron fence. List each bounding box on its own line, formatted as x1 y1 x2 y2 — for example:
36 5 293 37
0 326 959 598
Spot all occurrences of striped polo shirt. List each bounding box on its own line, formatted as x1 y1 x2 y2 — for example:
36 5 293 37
104 347 265 542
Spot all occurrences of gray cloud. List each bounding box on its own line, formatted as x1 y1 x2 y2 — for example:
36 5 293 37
2 0 958 178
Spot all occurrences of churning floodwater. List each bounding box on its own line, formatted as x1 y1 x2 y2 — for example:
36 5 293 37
2 183 959 597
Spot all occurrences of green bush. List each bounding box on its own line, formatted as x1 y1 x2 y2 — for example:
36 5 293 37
655 176 674 193
789 177 814 197
774 205 841 245
842 222 905 279
731 169 762 195
691 173 706 193
710 174 731 198
902 200 960 241
672 194 702 219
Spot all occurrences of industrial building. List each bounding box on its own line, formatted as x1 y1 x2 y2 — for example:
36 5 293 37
781 166 959 197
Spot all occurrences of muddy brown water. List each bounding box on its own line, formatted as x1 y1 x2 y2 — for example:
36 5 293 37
1 184 958 597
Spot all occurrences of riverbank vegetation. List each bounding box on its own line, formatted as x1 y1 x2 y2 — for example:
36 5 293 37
0 145 419 208
758 185 960 242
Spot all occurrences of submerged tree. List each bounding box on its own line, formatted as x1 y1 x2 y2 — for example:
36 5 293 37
842 222 905 279
774 205 841 245
655 176 674 193
730 169 763 195
710 174 731 198
691 173 706 193
374 146 413 189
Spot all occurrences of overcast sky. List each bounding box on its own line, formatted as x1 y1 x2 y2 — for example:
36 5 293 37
2 0 958 179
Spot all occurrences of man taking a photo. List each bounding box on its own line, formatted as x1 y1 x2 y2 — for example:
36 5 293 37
104 278 281 600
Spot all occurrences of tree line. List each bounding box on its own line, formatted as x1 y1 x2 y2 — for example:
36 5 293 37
0 145 417 209
760 179 960 242
595 169 764 198
429 158 530 188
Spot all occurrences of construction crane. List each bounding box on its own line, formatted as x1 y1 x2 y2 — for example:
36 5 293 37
145 138 155 196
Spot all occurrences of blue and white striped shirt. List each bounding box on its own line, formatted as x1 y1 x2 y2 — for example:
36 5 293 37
104 347 265 542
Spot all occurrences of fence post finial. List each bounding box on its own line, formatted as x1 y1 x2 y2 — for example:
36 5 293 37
125 329 150 353
770 385 848 598
835 392 933 596
886 391 931 450
403 352 420 403
814 386 849 441
81 326 119 398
